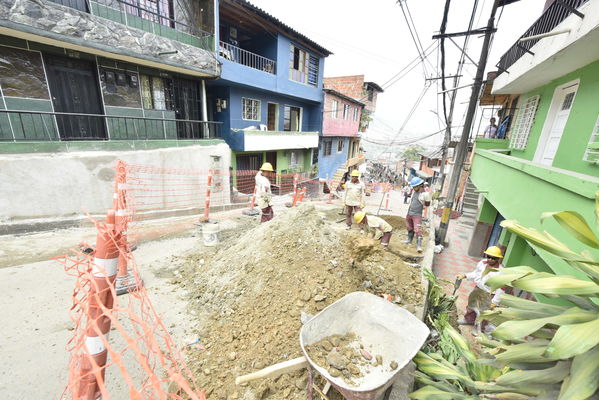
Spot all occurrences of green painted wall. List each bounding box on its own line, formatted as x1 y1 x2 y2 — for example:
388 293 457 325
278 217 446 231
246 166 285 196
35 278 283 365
477 197 497 224
475 138 509 151
510 59 599 176
471 149 599 279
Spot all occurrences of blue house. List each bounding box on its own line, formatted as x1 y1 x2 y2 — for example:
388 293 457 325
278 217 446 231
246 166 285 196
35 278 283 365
208 0 331 183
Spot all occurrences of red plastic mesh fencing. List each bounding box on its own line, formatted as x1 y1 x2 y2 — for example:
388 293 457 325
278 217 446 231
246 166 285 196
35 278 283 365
59 211 204 400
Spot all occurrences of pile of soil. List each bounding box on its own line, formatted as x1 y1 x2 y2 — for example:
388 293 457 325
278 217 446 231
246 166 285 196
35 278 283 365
174 204 425 399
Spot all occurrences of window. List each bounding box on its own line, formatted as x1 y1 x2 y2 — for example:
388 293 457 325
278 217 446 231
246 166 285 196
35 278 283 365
126 0 174 28
242 98 261 121
140 74 173 110
331 100 338 119
284 106 301 131
337 139 344 152
323 140 332 156
289 150 301 168
289 45 318 87
343 104 350 120
353 107 359 121
583 114 599 163
509 95 540 150
367 88 374 101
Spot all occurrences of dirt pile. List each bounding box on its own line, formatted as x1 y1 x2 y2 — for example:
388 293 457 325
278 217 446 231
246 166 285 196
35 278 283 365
176 204 425 399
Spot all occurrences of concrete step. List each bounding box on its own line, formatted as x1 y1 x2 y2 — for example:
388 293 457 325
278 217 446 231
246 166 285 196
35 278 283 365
463 199 478 208
463 194 478 203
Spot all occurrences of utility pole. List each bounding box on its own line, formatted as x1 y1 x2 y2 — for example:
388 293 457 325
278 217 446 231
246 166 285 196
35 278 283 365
437 0 501 245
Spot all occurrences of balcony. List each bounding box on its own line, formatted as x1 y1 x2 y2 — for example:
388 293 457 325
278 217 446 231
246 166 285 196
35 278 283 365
493 0 598 94
91 0 214 50
219 41 276 74
497 0 590 74
231 129 318 151
0 110 222 142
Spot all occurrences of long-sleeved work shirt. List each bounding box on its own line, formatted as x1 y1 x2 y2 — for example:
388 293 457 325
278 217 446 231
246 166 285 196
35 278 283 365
465 259 504 305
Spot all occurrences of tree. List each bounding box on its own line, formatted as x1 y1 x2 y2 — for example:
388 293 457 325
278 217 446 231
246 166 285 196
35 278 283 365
400 144 426 161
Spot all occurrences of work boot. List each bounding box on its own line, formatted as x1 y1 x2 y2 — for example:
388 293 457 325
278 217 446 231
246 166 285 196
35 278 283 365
416 236 423 253
403 231 414 244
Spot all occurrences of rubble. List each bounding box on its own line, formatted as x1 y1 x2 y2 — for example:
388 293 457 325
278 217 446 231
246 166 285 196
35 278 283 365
170 204 425 398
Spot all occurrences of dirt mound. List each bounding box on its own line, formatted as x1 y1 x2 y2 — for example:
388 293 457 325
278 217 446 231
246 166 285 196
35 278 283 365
176 204 425 399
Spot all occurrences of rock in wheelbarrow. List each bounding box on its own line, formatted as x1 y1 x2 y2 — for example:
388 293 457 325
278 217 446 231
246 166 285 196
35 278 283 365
299 292 430 400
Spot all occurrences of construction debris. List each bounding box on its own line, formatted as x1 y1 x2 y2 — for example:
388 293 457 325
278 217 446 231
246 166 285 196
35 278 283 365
170 204 426 399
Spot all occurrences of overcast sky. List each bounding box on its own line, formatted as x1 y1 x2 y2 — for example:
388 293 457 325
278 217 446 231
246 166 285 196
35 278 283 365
249 0 545 156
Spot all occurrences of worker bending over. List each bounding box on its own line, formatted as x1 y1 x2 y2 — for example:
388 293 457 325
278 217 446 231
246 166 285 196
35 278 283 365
457 246 505 331
404 177 431 252
343 170 365 229
255 162 274 223
354 211 393 247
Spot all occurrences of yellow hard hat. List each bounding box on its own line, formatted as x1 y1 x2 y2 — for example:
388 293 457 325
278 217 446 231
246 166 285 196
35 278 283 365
351 170 360 177
484 246 503 258
260 162 274 172
354 211 366 224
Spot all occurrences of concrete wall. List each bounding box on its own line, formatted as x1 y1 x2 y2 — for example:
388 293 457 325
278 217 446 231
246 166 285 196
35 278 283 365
0 143 231 223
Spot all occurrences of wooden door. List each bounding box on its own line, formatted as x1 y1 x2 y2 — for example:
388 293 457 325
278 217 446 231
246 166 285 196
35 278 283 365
267 103 277 131
265 151 277 171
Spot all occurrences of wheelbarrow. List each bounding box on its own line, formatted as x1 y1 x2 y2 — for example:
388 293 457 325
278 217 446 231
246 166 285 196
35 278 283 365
236 292 430 399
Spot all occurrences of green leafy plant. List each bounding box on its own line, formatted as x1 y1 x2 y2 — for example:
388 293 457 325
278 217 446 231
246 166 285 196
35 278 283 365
411 192 599 399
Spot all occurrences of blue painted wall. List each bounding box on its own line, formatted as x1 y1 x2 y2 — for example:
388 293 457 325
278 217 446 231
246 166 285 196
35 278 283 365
218 33 325 104
207 82 322 151
318 136 350 180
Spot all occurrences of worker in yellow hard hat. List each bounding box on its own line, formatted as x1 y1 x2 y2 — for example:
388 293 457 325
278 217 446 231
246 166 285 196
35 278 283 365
354 211 393 247
343 169 365 230
256 162 274 222
456 246 505 331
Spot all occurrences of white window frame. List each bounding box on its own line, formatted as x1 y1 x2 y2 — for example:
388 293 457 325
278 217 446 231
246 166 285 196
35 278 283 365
337 138 344 153
242 98 261 121
353 107 359 121
509 95 541 150
343 104 350 120
583 114 599 164
289 150 301 168
331 100 338 119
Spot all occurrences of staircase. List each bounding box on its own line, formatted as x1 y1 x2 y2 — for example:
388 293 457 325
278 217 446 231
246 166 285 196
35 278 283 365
460 179 479 226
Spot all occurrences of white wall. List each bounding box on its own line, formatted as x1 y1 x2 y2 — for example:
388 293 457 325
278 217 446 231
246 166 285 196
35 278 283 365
0 144 231 221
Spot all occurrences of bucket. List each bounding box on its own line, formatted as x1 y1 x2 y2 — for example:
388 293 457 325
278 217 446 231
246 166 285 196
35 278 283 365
202 222 219 246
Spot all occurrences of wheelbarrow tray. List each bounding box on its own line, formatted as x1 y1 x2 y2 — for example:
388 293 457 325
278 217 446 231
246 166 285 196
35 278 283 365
299 292 429 400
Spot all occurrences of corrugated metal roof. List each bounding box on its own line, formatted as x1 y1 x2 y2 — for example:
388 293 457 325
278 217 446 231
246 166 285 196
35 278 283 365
365 81 384 93
323 88 366 106
225 0 333 56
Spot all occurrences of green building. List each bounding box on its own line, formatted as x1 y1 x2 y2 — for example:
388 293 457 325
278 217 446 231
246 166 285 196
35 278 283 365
467 0 599 281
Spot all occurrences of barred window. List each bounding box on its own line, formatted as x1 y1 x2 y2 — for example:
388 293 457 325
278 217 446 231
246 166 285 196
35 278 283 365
323 140 332 156
337 139 344 152
509 95 540 150
343 104 350 120
140 74 173 110
583 114 599 164
242 98 260 121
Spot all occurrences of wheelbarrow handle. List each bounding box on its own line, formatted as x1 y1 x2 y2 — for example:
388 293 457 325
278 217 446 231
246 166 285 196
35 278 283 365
235 356 308 385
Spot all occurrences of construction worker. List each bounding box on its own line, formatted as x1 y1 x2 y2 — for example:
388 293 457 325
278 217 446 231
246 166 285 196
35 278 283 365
354 211 393 247
457 246 505 331
255 162 274 223
403 177 431 252
343 170 365 229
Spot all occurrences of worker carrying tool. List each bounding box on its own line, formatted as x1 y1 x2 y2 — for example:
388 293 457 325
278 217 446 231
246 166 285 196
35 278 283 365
403 177 431 252
456 246 505 332
354 211 393 247
255 162 274 223
343 170 365 230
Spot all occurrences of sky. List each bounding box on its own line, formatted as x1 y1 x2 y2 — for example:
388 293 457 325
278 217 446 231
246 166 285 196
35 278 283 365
248 0 546 158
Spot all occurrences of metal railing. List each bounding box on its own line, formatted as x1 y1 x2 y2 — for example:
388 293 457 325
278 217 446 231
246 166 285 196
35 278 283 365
90 0 214 50
497 0 590 74
0 110 222 141
219 41 276 74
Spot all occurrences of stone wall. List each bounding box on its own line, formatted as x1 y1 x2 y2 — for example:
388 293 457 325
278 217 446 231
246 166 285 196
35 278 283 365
0 0 219 77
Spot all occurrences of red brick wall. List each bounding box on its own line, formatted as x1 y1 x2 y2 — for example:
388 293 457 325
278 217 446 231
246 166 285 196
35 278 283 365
324 75 379 113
